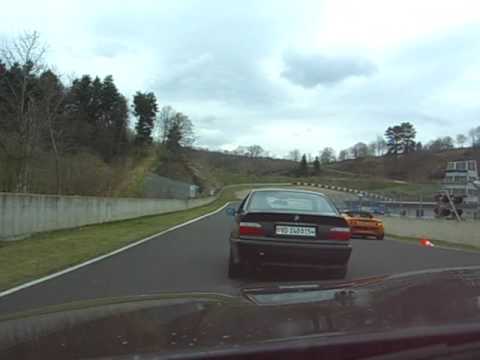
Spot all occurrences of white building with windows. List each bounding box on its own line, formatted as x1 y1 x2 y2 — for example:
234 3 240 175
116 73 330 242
442 160 479 205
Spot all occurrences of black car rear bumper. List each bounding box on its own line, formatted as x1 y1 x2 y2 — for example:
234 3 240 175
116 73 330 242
231 238 352 269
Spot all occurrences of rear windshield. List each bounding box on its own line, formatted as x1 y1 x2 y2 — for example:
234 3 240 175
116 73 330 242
345 211 373 218
247 191 338 215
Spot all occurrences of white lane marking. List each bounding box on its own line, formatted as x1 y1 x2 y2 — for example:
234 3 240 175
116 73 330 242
0 202 232 299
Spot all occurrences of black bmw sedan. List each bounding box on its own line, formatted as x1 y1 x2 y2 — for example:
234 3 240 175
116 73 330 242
226 188 352 278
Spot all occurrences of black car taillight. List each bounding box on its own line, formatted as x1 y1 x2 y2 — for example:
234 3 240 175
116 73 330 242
327 227 351 241
239 222 265 236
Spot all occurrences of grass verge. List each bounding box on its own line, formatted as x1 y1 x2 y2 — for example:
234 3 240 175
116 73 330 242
0 185 257 292
213 170 438 200
387 233 480 252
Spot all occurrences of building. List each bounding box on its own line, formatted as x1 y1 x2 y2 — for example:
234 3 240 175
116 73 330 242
340 161 480 220
442 160 479 205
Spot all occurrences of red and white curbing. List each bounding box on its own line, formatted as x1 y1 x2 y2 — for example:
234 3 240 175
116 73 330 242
293 182 391 201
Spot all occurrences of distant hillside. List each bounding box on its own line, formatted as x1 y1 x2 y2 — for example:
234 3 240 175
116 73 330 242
148 148 436 200
151 149 297 194
329 147 480 182
112 146 466 201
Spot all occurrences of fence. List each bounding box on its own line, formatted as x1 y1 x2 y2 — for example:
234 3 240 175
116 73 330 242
0 192 216 241
142 174 199 199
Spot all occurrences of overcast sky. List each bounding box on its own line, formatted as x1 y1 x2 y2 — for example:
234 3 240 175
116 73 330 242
2 0 480 157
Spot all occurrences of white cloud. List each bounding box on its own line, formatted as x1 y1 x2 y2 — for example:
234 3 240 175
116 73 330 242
281 51 377 88
2 0 480 155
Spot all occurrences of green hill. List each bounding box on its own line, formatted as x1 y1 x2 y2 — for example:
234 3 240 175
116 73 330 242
120 147 448 201
329 147 480 182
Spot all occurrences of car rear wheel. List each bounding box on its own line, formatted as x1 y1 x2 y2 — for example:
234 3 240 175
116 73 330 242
376 234 384 240
228 252 243 279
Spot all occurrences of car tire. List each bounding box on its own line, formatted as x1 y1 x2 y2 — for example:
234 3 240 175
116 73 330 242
228 252 243 279
376 234 384 240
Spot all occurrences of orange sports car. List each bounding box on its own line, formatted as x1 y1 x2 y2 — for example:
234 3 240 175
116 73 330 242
343 210 384 240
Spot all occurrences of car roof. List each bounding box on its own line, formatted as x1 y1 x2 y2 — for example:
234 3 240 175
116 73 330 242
249 188 327 197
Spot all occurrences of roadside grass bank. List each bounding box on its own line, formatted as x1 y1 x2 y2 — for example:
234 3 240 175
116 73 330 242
0 185 256 292
387 233 480 253
218 172 437 201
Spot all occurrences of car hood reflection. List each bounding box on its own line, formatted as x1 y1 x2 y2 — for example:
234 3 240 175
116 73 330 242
2 266 480 359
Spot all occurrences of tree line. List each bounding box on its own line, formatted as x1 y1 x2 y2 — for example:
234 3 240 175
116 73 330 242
208 121 479 178
0 32 194 194
285 122 480 166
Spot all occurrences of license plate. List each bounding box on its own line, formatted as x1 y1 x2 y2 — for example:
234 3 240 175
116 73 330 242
359 222 374 227
275 225 316 237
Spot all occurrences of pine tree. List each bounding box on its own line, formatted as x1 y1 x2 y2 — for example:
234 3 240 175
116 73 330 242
400 122 416 153
96 75 129 160
66 75 129 160
133 91 158 146
385 125 403 155
385 122 416 155
298 154 308 176
313 156 321 174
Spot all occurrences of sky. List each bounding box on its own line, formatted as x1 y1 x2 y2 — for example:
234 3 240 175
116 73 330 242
2 0 480 157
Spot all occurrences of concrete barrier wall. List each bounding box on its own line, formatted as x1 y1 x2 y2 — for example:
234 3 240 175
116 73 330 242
0 193 216 241
382 216 480 246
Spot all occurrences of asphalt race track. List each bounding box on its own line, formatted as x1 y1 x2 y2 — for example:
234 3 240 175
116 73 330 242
1 208 480 315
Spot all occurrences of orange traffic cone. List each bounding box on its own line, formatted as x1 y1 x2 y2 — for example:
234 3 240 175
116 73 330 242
420 237 434 247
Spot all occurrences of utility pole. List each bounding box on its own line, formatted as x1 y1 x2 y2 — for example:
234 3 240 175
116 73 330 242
444 191 462 222
470 180 480 220
419 194 424 218
358 193 364 210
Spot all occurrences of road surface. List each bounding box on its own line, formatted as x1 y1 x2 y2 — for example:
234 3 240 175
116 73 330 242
1 208 480 315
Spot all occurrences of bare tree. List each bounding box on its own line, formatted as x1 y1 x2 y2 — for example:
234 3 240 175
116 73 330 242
319 147 336 164
375 135 387 156
338 149 349 161
425 136 455 152
351 142 368 159
469 126 480 148
287 149 301 161
157 105 175 143
36 71 65 193
164 111 195 151
1 31 46 71
456 134 467 148
246 145 264 158
232 146 247 156
0 31 47 192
